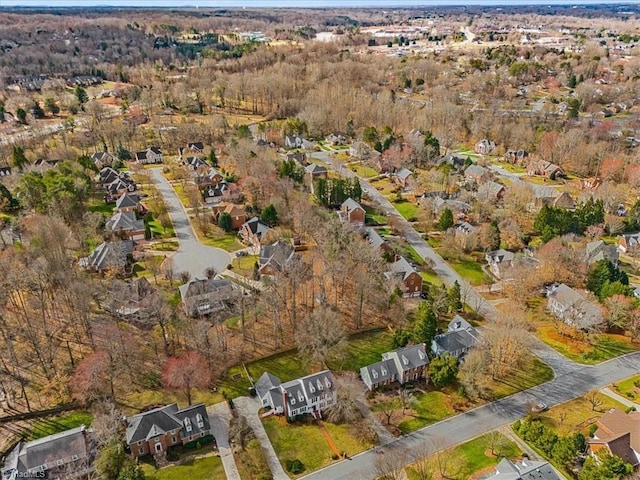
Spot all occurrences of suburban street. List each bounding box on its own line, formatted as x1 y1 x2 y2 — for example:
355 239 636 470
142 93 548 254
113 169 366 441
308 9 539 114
149 168 231 279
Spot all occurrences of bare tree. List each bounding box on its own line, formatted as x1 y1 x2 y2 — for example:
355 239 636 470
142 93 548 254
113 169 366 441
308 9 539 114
373 445 408 480
586 390 604 412
326 372 368 424
296 306 347 368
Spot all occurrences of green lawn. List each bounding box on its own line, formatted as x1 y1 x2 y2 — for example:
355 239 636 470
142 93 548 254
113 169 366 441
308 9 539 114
87 193 114 215
146 214 175 239
231 255 258 278
350 163 378 178
27 411 93 440
420 270 444 286
537 325 639 364
151 241 179 252
218 329 393 399
494 161 526 174
392 200 419 221
450 258 490 286
397 390 456 434
485 356 554 400
141 455 224 480
406 432 520 480
613 374 640 402
199 226 243 252
365 206 388 226
262 416 370 476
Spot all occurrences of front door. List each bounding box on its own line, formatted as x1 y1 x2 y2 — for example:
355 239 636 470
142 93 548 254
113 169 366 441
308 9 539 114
155 442 162 453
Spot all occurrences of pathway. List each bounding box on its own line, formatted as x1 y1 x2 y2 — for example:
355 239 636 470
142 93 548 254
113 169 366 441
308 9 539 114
600 386 640 410
234 396 289 480
207 402 241 480
149 168 231 279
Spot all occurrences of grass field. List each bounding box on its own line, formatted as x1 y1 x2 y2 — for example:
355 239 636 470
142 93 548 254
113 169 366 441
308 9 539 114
613 374 640 402
27 411 93 441
406 432 521 480
420 270 444 286
262 416 370 477
449 258 490 286
327 329 394 372
146 214 175 239
141 455 224 480
537 324 639 364
365 206 388 226
231 254 258 278
396 390 458 434
486 356 554 400
350 163 379 178
197 225 243 252
392 200 419 221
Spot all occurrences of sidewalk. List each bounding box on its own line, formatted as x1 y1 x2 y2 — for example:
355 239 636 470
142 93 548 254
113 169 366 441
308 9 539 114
208 402 241 480
234 396 289 480
600 387 640 410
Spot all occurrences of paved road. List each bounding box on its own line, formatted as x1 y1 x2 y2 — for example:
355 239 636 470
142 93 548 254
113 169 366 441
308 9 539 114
208 402 241 480
302 351 640 480
234 397 290 480
149 168 231 279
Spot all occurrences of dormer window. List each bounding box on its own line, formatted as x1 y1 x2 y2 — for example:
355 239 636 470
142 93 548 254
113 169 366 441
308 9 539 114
317 379 323 391
402 355 409 366
309 382 315 393
418 351 425 360
298 392 305 402
381 366 387 375
291 397 296 405
325 378 332 389
184 417 192 432
196 413 204 428
372 370 379 379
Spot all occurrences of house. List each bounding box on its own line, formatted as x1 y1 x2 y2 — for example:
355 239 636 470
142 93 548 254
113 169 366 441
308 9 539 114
134 147 163 165
474 139 496 155
360 344 429 391
183 156 208 171
552 191 576 210
285 135 303 149
216 203 246 230
105 178 136 201
362 227 393 255
384 256 422 298
546 283 605 331
287 152 308 166
487 458 560 480
435 153 468 171
586 408 640 467
393 167 414 188
102 277 159 323
326 133 348 146
582 177 601 191
505 149 529 164
431 197 472 215
178 277 234 317
619 233 640 254
125 403 211 459
178 142 205 158
305 163 328 182
485 249 515 279
99 167 121 187
349 141 374 160
477 181 506 201
255 370 337 418
1 425 96 480
114 193 143 214
91 151 116 168
527 159 565 180
203 182 229 205
240 217 271 247
258 241 300 276
105 211 146 242
431 316 480 359
337 198 366 227
33 158 61 171
194 168 224 188
79 240 134 272
586 240 619 266
464 164 489 184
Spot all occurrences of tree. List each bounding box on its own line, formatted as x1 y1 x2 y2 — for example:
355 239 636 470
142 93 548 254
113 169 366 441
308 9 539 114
479 221 501 251
420 130 440 166
587 259 629 300
374 445 408 480
260 204 279 227
11 146 28 172
437 208 454 231
448 281 462 312
413 301 437 347
208 148 218 167
229 415 254 450
579 452 633 480
162 351 211 405
16 107 27 124
44 97 60 115
75 86 89 104
116 461 146 480
30 102 45 119
95 438 126 480
297 307 347 368
218 212 233 232
71 351 115 403
429 354 458 388
326 372 367 424
586 390 604 412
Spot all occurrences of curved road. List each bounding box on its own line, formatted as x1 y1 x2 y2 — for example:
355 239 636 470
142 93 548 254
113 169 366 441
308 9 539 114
149 168 231 279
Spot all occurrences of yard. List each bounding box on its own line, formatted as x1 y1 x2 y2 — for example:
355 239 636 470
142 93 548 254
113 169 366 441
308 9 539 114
537 323 640 364
349 163 379 178
368 177 396 196
141 455 224 480
196 224 244 252
405 432 521 480
392 199 419 221
485 356 554 400
26 411 93 441
449 257 491 286
262 416 371 477
231 254 258 278
365 206 388 226
613 374 640 402
146 214 175 239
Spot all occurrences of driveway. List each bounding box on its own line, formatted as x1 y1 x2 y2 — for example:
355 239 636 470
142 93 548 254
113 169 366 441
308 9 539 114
149 168 231 279
234 397 289 480
208 402 241 480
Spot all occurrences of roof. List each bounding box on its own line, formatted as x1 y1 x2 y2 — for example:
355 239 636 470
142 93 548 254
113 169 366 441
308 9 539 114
589 408 640 466
79 240 133 270
364 227 387 250
92 151 116 163
395 167 413 180
125 403 209 445
486 249 515 264
178 277 233 300
464 164 488 179
455 222 477 235
385 256 418 281
241 217 271 239
255 372 281 400
382 343 429 372
448 315 473 332
360 359 397 387
547 283 604 330
305 163 327 174
115 193 140 210
105 211 145 234
2 425 93 476
489 458 560 479
477 181 505 199
341 197 364 212
259 241 297 274
433 329 479 356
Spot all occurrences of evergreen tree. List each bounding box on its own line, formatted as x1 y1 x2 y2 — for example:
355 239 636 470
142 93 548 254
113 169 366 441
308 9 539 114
260 204 279 227
438 208 454 231
413 301 437 346
12 146 28 171
16 107 27 124
75 86 88 104
44 97 60 115
448 280 463 312
429 354 458 388
30 102 45 119
208 149 218 167
116 461 146 480
218 212 233 232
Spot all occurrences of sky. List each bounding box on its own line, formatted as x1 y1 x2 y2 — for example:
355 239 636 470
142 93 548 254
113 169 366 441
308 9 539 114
0 0 637 7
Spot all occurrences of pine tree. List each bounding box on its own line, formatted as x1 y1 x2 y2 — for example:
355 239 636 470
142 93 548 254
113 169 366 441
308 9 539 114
438 208 454 231
448 280 463 312
413 301 437 347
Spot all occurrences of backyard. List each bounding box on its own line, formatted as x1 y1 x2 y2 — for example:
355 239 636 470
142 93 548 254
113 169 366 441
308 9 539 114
231 254 258 278
141 454 224 480
26 411 93 441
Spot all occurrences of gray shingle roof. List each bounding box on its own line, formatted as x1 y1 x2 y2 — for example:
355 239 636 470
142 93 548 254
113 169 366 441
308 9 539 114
125 403 209 445
382 343 429 372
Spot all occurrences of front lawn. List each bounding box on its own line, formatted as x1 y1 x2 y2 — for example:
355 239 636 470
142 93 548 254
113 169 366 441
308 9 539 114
406 432 521 480
484 356 554 400
613 374 640 402
537 324 639 364
27 411 93 440
365 206 388 226
420 271 444 286
262 416 370 476
397 390 458 434
392 200 419 221
197 225 244 252
146 214 175 239
231 255 258 278
350 163 379 178
141 455 224 480
449 258 490 286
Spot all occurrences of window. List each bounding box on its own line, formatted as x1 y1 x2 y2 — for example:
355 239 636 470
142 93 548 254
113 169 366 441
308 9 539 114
309 382 315 393
196 413 204 428
381 366 387 375
325 378 332 389
297 391 305 402
172 436 177 444
317 379 323 391
401 355 409 366
291 397 296 405
139 448 144 455
56 460 64 466
137 441 142 446
372 370 378 379
184 417 192 432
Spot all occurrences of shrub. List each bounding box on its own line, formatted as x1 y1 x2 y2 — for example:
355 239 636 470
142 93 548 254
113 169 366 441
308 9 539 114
184 434 214 449
588 424 598 438
286 459 305 474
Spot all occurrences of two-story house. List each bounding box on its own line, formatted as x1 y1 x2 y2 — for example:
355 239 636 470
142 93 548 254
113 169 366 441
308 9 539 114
255 370 337 419
619 233 640 254
546 283 605 331
384 256 423 298
431 316 481 359
474 139 496 155
125 403 211 458
485 249 515 279
587 408 640 467
135 147 163 165
179 277 234 317
258 240 300 276
105 211 146 242
586 240 619 266
487 459 560 480
337 198 366 227
360 344 429 391
240 217 271 247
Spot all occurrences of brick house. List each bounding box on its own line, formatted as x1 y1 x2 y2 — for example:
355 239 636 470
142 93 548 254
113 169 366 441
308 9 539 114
337 198 366 227
240 217 271 247
125 403 211 459
384 256 422 297
360 344 429 391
